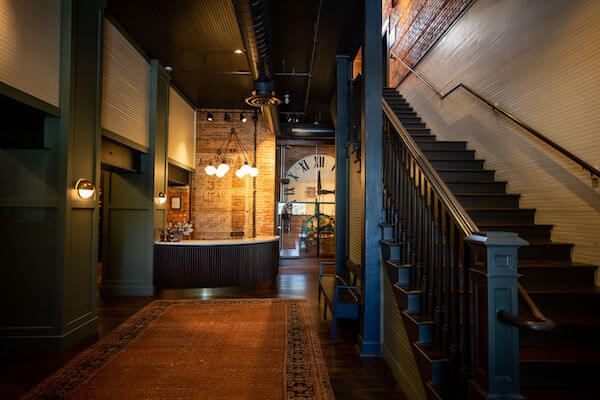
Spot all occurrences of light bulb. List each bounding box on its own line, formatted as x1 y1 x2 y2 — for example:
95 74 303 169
75 179 95 199
217 163 230 175
205 165 217 175
249 167 259 177
235 168 245 179
240 163 252 174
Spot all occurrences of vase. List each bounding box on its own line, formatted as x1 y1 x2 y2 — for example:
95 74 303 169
169 232 182 242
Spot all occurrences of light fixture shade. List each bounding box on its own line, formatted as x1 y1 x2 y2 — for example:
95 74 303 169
249 167 259 177
157 192 167 204
75 178 95 199
204 164 217 175
235 168 245 179
216 163 230 177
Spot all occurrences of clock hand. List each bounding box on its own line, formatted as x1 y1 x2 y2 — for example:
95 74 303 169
317 170 322 193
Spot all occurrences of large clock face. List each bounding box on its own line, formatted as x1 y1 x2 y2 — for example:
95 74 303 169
284 154 336 203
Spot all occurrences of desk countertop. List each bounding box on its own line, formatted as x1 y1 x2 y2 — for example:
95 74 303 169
154 235 279 246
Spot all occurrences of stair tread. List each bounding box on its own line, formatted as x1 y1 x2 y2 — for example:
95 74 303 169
402 311 434 325
393 283 422 294
520 346 600 363
465 207 535 211
521 283 600 295
445 179 507 183
455 193 521 197
478 223 552 227
436 168 494 172
522 312 600 326
521 389 599 400
519 261 596 268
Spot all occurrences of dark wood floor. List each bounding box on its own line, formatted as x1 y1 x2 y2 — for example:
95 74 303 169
0 259 406 399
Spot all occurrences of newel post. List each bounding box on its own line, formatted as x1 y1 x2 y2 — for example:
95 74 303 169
465 232 528 400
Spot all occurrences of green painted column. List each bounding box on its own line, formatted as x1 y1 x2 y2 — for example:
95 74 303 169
0 0 106 351
99 60 170 296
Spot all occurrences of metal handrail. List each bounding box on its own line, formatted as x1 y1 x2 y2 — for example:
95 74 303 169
390 52 600 179
383 98 479 237
383 96 555 333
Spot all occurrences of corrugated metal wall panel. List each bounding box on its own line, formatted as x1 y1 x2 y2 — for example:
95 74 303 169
0 0 60 106
168 87 196 170
382 272 427 400
399 0 600 269
101 18 150 149
348 157 363 266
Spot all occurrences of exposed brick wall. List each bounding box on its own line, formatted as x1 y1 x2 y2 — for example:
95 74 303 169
167 185 190 224
191 109 275 240
386 0 470 87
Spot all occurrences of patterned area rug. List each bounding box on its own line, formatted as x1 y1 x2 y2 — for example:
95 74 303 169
22 299 334 400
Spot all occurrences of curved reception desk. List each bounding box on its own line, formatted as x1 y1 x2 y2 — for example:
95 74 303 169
154 236 279 290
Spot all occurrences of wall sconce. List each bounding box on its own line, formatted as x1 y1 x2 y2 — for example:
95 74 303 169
157 192 167 204
75 178 95 199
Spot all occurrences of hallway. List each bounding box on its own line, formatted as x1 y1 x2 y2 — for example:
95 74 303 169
1 260 405 400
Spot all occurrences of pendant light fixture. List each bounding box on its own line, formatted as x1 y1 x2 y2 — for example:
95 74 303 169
203 127 258 179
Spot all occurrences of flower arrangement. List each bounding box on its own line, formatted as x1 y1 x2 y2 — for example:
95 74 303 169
163 220 194 241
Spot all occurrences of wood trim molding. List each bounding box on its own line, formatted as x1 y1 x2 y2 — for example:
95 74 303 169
101 128 150 154
0 81 60 117
168 157 195 172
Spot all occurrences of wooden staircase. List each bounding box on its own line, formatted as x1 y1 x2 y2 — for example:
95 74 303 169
381 88 600 399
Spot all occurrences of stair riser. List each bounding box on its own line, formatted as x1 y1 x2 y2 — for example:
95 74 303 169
385 263 410 286
417 142 467 151
404 123 427 129
398 117 422 124
392 286 421 314
520 362 599 389
423 150 475 160
381 225 394 241
519 323 600 348
394 112 418 118
411 134 436 142
518 244 572 262
481 226 552 242
401 313 433 345
519 267 596 286
430 160 485 170
468 210 535 225
407 129 431 135
447 182 507 194
413 344 449 387
456 195 520 208
528 293 600 314
381 242 403 261
438 170 495 181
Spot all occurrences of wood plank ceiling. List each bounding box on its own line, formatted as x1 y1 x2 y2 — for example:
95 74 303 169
106 0 361 124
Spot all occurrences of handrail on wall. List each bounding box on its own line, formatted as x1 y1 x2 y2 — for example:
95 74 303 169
390 52 600 179
383 97 554 333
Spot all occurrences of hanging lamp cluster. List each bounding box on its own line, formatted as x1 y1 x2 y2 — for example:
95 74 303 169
204 127 259 178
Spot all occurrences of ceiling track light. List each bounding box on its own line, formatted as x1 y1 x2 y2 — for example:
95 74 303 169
240 113 247 123
207 112 214 122
224 112 230 121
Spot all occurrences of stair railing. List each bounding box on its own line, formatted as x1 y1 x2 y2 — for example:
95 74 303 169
382 98 534 398
390 52 600 179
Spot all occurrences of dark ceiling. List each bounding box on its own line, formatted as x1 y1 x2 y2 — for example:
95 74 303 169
106 0 362 124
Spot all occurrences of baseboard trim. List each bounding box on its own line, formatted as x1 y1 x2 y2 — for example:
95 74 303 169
0 316 98 352
99 285 154 296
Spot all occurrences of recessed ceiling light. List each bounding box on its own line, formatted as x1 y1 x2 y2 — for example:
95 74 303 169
234 49 243 54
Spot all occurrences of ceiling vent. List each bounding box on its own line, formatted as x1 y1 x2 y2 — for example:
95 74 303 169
245 81 281 107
